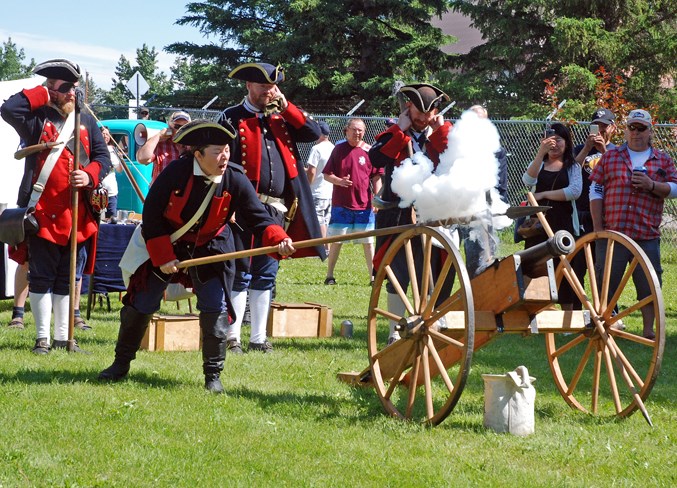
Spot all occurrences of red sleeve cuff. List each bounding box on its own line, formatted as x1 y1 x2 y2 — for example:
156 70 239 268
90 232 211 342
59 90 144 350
428 122 452 153
262 225 289 247
22 86 50 111
146 235 176 266
83 162 103 186
280 102 307 129
379 125 410 160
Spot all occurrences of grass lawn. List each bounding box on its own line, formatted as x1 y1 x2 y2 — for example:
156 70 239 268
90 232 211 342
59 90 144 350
1 232 675 487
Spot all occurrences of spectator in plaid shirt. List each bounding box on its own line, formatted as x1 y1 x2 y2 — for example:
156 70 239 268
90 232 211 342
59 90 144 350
589 109 677 339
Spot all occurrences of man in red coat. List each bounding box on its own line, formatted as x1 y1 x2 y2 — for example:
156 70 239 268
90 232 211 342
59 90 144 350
369 83 452 344
1 58 111 354
218 62 324 354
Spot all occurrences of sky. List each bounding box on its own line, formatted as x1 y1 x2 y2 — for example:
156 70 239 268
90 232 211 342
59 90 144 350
0 1 214 89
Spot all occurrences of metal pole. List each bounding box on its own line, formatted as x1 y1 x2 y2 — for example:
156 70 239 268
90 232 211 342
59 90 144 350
346 99 365 116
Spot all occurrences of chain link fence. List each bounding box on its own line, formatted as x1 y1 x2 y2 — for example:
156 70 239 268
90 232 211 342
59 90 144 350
88 105 677 248
302 114 677 248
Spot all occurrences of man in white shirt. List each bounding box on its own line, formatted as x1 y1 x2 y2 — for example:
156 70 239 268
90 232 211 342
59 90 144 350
305 121 335 249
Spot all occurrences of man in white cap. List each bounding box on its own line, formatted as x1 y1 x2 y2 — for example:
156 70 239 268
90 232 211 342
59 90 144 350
137 110 191 183
1 58 111 354
589 109 677 339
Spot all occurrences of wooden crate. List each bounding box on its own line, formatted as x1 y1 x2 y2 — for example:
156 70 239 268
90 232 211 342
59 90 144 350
267 302 333 338
141 314 202 351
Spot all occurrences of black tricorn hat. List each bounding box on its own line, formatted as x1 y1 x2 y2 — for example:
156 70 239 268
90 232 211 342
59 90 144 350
399 83 449 113
229 62 284 84
173 120 236 146
33 58 81 82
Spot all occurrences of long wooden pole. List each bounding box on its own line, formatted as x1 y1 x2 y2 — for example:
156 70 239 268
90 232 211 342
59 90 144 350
527 192 653 426
177 224 419 270
67 104 81 352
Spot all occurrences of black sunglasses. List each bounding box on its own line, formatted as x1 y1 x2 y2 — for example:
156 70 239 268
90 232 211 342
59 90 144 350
628 124 649 132
54 82 76 94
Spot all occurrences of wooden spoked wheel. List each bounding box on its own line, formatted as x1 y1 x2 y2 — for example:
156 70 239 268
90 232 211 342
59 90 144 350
546 231 665 419
367 226 474 425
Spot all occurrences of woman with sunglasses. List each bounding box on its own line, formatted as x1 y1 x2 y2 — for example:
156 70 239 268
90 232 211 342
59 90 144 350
589 109 677 339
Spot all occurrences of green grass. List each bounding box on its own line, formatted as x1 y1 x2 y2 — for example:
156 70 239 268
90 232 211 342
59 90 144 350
1 234 676 487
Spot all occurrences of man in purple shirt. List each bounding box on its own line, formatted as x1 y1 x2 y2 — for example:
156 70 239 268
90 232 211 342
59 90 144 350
322 118 383 285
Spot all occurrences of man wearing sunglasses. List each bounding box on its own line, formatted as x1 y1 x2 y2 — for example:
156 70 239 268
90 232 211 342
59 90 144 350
589 109 677 339
137 110 191 184
1 58 111 354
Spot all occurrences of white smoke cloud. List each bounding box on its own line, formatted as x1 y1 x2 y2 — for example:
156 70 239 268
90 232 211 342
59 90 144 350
391 110 512 230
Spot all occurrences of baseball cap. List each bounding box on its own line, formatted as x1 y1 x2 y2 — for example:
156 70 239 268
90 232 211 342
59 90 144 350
318 121 330 136
170 111 191 123
591 108 615 125
626 109 652 127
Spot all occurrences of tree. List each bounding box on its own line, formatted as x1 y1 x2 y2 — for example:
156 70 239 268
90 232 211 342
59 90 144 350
447 0 677 120
0 37 35 81
166 0 456 113
102 45 174 118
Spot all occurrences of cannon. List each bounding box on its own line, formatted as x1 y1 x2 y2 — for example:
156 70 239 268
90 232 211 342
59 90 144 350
179 200 665 427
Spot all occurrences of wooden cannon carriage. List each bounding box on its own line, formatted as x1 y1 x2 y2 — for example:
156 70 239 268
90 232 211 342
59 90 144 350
180 201 665 427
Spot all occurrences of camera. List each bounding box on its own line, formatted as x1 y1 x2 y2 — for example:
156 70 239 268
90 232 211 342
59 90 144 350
164 127 173 136
544 128 555 137
589 124 599 135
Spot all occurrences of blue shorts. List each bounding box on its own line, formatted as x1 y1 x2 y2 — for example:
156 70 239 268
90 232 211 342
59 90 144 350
327 207 375 244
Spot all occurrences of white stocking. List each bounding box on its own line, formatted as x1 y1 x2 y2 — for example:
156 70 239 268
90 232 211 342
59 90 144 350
52 294 70 341
226 290 248 342
387 293 406 340
249 289 272 344
29 292 52 343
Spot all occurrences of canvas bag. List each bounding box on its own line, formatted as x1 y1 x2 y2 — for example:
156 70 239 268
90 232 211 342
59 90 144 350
119 183 216 286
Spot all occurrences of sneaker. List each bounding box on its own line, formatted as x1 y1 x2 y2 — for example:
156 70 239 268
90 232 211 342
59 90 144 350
248 340 274 353
7 317 25 329
324 277 337 285
32 338 50 355
610 319 626 331
74 317 92 331
51 339 91 354
227 339 244 355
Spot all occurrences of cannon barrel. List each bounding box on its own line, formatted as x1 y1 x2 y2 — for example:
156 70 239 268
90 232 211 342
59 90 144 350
514 230 575 277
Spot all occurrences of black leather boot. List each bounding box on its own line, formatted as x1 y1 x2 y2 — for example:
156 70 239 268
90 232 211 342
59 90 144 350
98 306 153 381
201 311 229 394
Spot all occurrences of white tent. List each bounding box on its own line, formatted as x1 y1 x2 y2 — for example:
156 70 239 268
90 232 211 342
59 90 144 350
0 77 39 298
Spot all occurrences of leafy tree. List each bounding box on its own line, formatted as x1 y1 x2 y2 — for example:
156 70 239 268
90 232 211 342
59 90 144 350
0 37 35 81
167 0 456 113
447 0 677 120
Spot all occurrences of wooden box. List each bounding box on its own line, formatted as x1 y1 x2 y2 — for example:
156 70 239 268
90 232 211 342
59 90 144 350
267 302 333 338
141 314 202 351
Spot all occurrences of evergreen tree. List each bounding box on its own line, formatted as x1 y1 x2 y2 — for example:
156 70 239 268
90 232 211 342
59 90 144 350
166 0 456 113
447 0 677 119
0 38 35 81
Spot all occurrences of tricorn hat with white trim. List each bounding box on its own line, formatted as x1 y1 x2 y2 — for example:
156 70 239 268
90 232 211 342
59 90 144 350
173 120 236 146
229 62 284 84
399 83 449 113
33 58 81 82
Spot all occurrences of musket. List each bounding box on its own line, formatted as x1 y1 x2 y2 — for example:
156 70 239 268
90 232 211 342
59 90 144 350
14 141 63 160
67 97 81 352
